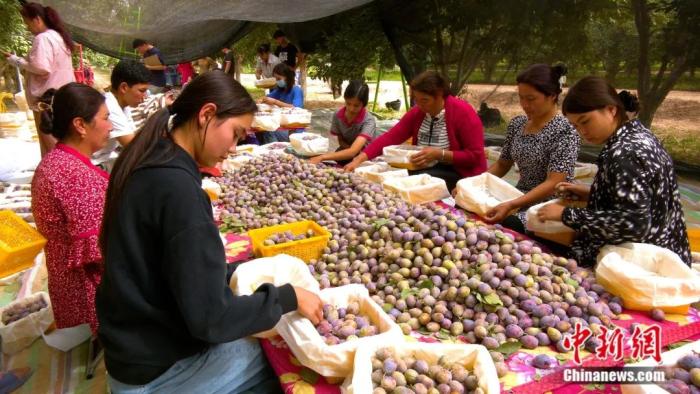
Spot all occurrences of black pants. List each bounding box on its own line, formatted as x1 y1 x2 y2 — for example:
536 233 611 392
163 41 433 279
409 163 461 191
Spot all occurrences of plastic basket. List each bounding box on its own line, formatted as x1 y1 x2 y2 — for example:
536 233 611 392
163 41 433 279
247 220 330 262
688 228 699 252
0 210 46 278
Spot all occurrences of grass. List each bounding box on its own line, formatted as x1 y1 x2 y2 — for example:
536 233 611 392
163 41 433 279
658 134 700 166
370 107 404 120
244 86 266 100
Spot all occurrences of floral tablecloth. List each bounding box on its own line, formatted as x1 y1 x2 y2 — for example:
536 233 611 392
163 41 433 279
222 206 700 394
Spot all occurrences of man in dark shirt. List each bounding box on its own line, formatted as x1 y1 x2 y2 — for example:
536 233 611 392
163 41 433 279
132 39 166 94
221 46 239 81
273 30 300 70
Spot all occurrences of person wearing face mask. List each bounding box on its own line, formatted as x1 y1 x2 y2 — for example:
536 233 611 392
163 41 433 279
92 59 151 172
96 71 322 393
31 83 112 335
3 2 75 157
484 64 579 232
258 63 304 143
344 71 486 190
309 80 381 165
537 76 691 267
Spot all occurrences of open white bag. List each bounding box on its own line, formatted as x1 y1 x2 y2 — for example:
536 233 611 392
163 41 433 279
382 145 437 169
289 132 329 156
0 292 54 355
354 162 409 184
230 254 320 338
454 173 524 217
596 243 700 312
344 342 500 394
280 109 312 126
252 112 281 131
525 198 580 234
277 284 403 378
383 174 450 205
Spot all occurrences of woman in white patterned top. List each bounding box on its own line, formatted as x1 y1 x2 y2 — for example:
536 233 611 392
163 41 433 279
486 64 580 232
538 76 691 266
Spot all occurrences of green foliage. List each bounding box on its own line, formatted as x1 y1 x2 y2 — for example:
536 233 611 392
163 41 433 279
233 23 279 69
0 0 31 55
306 4 395 93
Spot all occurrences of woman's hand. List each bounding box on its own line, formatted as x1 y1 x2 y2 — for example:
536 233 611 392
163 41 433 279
293 286 323 325
410 147 441 168
537 203 566 222
343 153 368 172
554 182 590 201
308 155 325 165
259 97 277 106
484 201 514 223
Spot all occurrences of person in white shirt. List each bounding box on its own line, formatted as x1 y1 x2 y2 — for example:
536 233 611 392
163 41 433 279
93 60 150 171
255 44 280 80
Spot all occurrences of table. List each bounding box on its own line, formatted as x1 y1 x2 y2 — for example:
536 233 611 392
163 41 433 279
221 205 700 394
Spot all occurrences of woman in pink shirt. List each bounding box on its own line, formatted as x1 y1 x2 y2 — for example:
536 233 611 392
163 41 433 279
345 71 487 190
4 2 75 157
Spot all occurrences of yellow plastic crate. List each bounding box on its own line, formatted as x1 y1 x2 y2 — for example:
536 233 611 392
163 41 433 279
0 210 46 278
689 228 699 252
247 220 330 262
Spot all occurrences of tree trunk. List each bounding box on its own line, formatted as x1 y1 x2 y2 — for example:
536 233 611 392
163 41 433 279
299 55 308 104
631 0 651 101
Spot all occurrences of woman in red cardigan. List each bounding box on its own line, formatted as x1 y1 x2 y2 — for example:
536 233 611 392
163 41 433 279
344 71 487 189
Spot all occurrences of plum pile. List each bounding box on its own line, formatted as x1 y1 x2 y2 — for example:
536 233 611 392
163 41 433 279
316 302 378 345
655 352 700 393
214 155 621 351
370 347 484 394
2 295 48 325
263 229 316 245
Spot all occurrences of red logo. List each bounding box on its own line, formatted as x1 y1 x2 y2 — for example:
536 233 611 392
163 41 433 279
562 322 592 365
630 324 662 363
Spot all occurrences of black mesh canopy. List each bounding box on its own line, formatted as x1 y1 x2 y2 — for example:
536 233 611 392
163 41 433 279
38 0 373 63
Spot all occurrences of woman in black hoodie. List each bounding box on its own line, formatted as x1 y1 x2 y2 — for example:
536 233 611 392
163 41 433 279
96 70 322 393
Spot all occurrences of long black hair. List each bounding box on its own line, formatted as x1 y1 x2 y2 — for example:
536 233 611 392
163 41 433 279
344 80 370 107
37 83 105 140
20 2 73 52
516 63 568 102
273 63 295 93
562 76 640 128
100 70 257 253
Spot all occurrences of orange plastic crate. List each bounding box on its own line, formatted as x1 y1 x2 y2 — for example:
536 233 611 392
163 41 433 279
688 228 699 252
0 210 46 278
247 220 330 262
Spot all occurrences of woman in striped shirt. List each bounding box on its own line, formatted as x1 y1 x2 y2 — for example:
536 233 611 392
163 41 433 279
344 71 487 190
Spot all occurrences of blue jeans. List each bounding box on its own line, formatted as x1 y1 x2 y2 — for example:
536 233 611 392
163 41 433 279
259 129 304 144
107 338 278 394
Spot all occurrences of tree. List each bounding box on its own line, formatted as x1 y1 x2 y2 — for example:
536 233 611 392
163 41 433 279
304 4 395 98
0 0 31 92
631 0 700 126
378 0 600 94
586 4 639 84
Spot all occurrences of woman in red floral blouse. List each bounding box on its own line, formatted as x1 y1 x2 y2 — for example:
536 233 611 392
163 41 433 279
31 82 112 333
